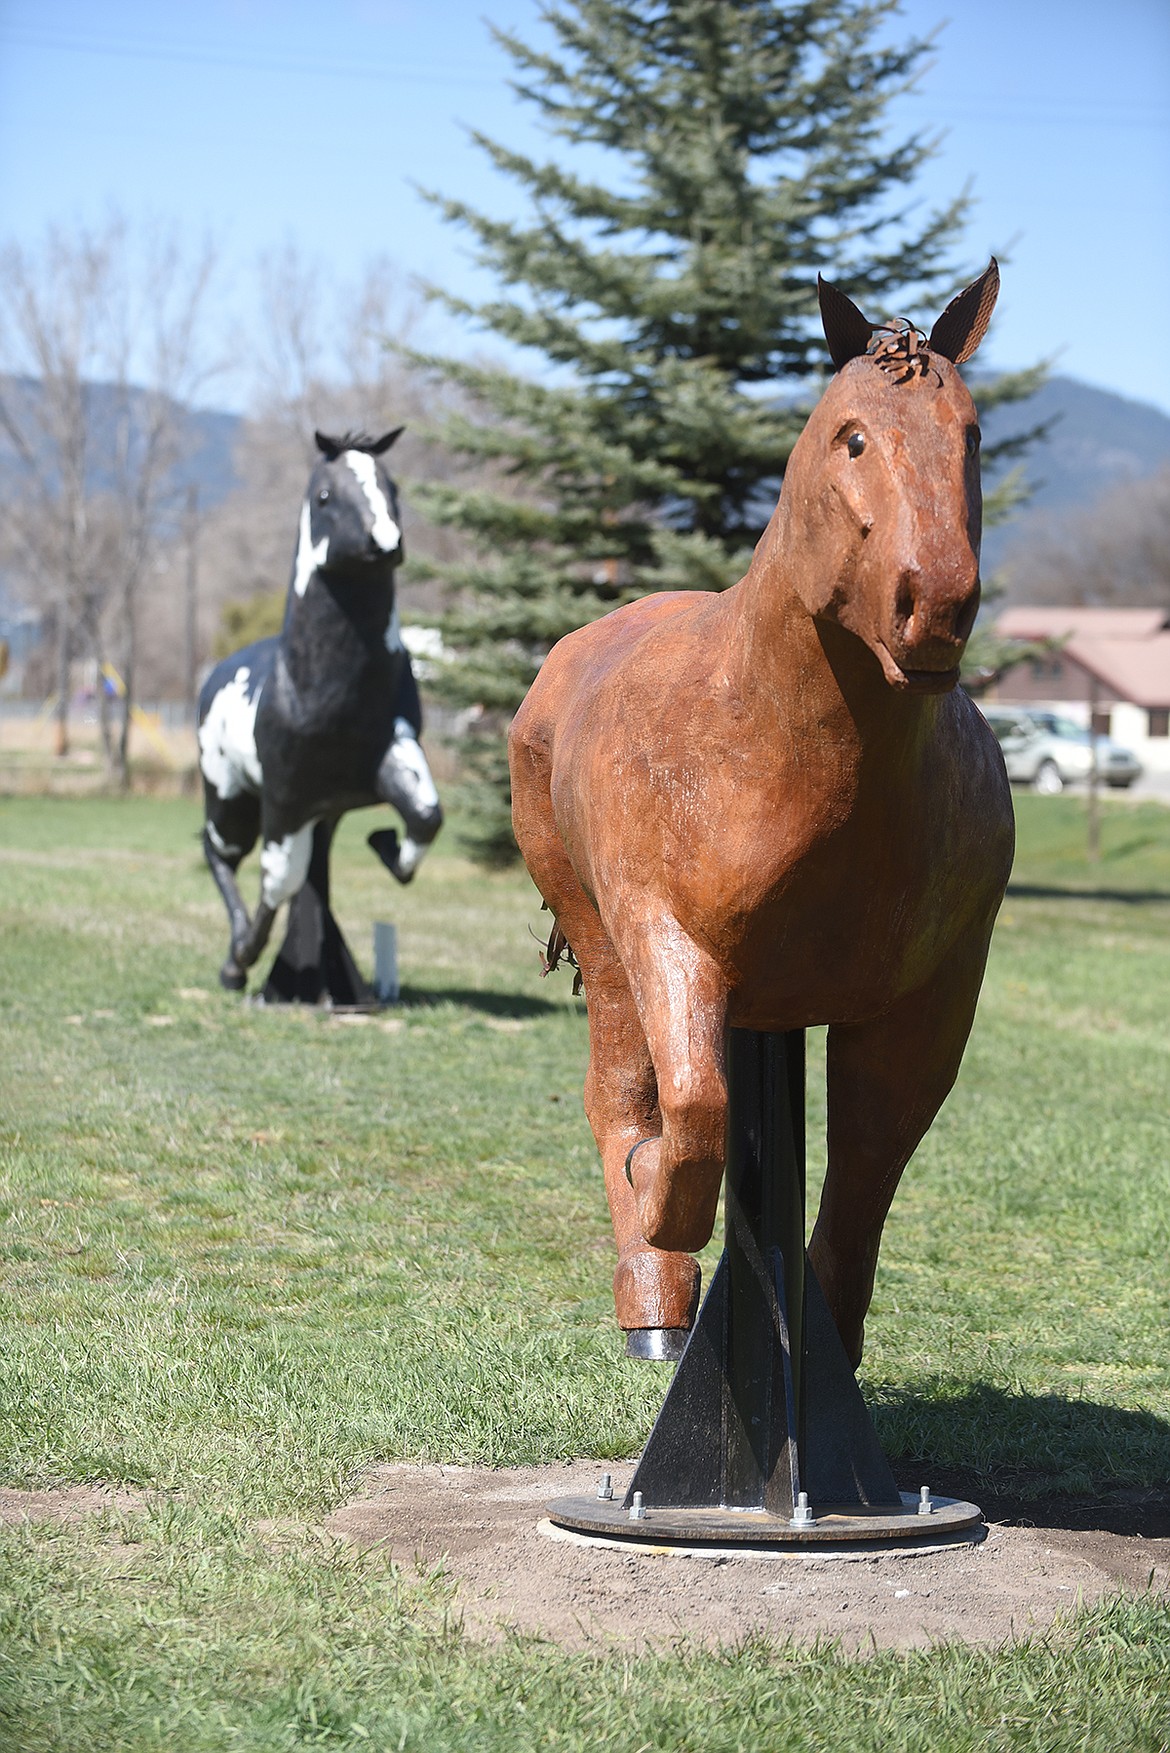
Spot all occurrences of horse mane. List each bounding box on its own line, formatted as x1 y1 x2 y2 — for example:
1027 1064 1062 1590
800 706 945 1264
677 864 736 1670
314 427 405 461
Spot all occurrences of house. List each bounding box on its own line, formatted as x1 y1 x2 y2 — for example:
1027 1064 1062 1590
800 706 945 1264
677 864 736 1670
987 606 1170 772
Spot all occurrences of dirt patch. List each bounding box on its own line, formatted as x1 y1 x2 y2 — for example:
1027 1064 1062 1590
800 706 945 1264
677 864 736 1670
325 1461 1170 1653
0 1484 148 1524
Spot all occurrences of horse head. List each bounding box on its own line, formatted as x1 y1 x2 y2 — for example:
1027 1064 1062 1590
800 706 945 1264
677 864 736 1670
781 261 999 695
290 428 406 599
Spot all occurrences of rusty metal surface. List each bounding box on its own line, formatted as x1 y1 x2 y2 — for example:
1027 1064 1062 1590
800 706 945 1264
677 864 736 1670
547 1490 983 1548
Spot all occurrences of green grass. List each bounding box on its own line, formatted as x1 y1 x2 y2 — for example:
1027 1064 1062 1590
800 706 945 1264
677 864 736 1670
2 1517 1167 1752
1 791 1169 1749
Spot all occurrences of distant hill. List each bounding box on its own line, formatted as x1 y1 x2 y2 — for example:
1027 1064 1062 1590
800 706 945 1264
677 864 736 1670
978 375 1170 574
0 375 242 515
0 376 243 643
4 368 1169 589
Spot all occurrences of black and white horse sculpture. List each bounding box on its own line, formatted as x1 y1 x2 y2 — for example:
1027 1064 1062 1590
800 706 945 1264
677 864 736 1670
198 428 443 993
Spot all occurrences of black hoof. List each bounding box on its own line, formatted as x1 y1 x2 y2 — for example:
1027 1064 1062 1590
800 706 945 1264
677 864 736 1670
625 1327 689 1363
367 828 400 872
368 827 418 885
219 961 247 992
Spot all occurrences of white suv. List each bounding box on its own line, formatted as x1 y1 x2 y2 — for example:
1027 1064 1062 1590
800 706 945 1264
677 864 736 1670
980 707 1142 794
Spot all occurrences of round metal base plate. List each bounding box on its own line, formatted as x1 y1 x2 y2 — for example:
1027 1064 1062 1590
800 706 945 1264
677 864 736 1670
547 1490 982 1547
248 996 383 1015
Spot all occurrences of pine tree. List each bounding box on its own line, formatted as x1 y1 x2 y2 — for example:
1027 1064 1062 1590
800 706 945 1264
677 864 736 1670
409 0 1040 860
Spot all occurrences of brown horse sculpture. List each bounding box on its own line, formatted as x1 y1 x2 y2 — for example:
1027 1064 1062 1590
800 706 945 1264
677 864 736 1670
509 262 1014 1366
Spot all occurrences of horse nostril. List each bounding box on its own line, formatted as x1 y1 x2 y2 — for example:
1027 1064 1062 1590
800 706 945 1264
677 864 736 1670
894 576 917 636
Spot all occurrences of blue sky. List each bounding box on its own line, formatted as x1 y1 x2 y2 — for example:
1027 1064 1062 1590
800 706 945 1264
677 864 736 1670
1 0 1168 414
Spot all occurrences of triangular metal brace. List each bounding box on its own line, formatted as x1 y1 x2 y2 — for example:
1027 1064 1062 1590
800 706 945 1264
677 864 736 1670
624 1029 900 1518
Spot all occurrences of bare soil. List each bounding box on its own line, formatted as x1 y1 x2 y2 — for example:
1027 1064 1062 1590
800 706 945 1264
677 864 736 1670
4 1469 1166 1655
324 1461 1170 1653
0 1483 148 1523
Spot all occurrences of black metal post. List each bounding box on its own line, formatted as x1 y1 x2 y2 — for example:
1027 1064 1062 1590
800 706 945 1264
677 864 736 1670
547 1026 980 1544
722 1028 805 1510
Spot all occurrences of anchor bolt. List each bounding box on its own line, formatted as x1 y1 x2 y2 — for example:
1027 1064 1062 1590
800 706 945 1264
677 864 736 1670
790 1491 816 1529
917 1486 934 1516
597 1472 613 1501
628 1491 646 1522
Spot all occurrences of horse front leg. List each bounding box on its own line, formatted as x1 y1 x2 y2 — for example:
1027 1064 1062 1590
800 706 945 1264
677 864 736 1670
509 729 700 1343
582 955 703 1342
369 721 443 883
618 915 731 1256
811 928 996 1367
230 818 318 974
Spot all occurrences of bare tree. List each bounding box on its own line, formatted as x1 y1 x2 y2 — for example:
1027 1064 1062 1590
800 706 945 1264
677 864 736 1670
0 215 218 776
202 250 468 650
1002 466 1170 608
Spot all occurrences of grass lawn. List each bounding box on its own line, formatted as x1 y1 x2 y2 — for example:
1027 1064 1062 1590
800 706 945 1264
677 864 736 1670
1 791 1169 1750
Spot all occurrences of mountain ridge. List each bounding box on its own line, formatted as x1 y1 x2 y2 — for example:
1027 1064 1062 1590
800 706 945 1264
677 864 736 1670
3 370 1168 590
979 374 1170 575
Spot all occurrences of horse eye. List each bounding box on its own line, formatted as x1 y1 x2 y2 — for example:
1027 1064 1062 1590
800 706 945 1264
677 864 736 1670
966 429 980 457
317 487 330 503
847 431 865 459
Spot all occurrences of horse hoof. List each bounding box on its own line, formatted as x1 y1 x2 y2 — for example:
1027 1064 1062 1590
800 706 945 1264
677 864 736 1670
613 1243 700 1332
625 1327 689 1363
219 961 247 992
368 828 418 886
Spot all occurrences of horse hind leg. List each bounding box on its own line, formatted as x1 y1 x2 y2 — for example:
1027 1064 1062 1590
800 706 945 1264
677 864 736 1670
201 790 259 990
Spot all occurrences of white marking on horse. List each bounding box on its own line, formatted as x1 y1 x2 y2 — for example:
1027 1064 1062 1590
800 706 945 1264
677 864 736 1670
198 666 263 799
293 498 329 596
260 822 317 907
384 602 404 656
205 819 241 858
345 450 401 553
394 836 423 878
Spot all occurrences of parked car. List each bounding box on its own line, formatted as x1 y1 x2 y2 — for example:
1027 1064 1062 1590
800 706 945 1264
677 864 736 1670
979 707 1142 793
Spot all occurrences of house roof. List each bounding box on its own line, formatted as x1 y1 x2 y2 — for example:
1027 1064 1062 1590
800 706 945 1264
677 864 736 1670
996 606 1169 640
1063 633 1170 708
993 605 1170 707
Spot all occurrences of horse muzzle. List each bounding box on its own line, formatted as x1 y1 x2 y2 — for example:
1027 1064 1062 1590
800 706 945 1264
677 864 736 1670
877 568 979 692
874 639 962 694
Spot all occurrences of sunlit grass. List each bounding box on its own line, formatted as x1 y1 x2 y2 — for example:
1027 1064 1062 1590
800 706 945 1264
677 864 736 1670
2 1511 1168 1753
1 790 1169 1746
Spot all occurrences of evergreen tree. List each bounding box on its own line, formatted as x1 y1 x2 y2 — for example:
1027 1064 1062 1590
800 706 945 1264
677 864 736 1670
410 0 1040 860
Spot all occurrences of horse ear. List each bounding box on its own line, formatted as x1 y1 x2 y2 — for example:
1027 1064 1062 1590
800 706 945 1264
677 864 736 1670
369 427 405 455
817 275 875 371
315 430 343 460
928 258 1000 366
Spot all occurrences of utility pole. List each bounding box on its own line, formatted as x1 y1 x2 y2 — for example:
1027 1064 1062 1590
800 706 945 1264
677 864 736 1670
184 483 199 723
1087 674 1101 865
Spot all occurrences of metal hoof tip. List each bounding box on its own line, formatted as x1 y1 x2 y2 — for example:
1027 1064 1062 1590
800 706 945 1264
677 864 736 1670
623 1136 656 1187
219 961 247 992
625 1326 689 1363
